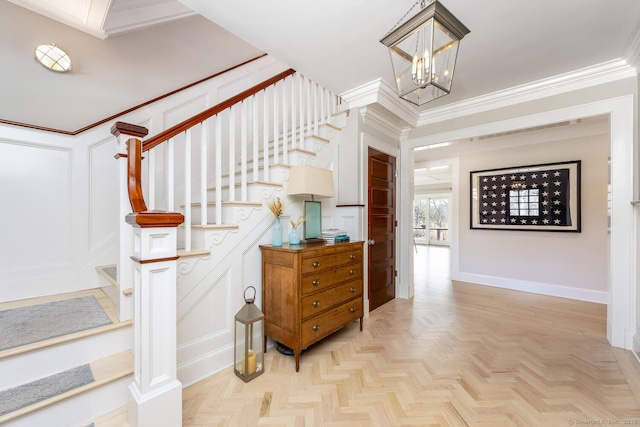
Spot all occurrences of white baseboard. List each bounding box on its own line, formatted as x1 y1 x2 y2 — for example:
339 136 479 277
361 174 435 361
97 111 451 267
633 335 640 363
177 343 234 388
453 272 608 304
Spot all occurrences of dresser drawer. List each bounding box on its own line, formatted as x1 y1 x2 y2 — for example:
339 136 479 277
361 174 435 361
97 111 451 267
300 264 362 294
301 297 363 347
301 248 362 274
301 279 362 319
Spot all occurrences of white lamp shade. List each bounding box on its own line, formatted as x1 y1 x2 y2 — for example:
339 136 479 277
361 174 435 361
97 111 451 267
287 165 335 198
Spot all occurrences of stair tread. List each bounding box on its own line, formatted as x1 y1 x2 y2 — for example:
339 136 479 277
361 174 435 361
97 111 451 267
184 201 264 207
206 181 282 192
178 248 210 258
0 350 133 424
0 289 131 361
189 223 239 229
88 406 129 427
96 265 117 286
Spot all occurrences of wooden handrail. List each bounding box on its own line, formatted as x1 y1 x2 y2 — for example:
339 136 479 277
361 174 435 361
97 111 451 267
113 67 299 218
127 137 148 213
142 68 296 152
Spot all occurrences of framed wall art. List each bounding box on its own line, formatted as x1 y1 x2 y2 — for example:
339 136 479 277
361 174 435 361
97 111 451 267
470 160 581 232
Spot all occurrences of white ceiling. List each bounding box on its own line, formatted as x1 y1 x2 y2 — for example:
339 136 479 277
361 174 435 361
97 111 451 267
181 0 640 109
0 0 263 131
3 0 640 138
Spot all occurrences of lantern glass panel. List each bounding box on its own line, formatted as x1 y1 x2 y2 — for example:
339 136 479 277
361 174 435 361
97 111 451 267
388 18 435 97
234 317 264 381
431 22 460 92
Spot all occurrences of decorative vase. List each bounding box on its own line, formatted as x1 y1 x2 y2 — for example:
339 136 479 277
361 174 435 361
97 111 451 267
272 217 283 247
289 226 301 245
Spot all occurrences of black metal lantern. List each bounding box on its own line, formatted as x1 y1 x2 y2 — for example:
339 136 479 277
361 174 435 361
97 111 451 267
380 0 470 105
234 286 265 382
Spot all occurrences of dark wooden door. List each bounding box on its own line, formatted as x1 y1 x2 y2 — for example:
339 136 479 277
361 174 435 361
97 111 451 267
368 147 396 312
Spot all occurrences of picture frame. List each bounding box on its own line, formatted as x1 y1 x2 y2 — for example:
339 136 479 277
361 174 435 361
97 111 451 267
470 160 581 232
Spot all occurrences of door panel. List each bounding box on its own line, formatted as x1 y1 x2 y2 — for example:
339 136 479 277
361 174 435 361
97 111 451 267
368 147 396 312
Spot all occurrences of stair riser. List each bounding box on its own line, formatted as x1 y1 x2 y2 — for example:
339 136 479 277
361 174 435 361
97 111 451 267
0 327 132 391
236 148 315 168
222 163 294 185
2 376 131 427
187 204 263 226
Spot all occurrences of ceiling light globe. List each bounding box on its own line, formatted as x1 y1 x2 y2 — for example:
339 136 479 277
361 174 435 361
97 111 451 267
35 43 72 73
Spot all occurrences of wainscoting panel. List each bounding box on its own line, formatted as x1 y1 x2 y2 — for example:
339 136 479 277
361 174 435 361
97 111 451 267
88 137 118 251
0 140 71 268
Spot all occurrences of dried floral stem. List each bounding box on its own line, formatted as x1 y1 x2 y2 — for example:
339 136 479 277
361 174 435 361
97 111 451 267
266 197 285 218
290 216 305 228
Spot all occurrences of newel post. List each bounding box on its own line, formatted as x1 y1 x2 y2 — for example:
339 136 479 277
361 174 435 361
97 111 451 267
112 122 149 322
111 122 185 427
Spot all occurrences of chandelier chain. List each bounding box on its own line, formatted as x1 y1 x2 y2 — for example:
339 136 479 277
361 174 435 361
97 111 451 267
383 0 435 38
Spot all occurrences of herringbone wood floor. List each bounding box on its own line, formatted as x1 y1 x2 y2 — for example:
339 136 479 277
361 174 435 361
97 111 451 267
183 246 640 426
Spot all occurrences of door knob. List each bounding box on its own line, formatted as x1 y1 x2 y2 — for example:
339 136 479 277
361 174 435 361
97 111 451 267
367 239 376 245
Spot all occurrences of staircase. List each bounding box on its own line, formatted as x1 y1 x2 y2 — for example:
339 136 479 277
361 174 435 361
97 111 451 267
0 290 132 426
0 57 352 425
113 71 350 387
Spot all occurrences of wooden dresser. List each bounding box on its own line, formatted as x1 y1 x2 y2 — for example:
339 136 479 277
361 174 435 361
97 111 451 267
260 241 364 371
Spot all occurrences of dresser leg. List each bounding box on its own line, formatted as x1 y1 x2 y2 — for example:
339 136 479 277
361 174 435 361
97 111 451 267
264 336 267 353
295 352 300 372
359 317 363 331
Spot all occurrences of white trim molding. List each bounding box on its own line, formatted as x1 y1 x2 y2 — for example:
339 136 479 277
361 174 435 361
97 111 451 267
454 272 608 304
399 94 636 351
416 59 636 126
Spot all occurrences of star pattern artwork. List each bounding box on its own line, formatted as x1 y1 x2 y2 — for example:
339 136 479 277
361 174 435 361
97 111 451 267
470 161 581 232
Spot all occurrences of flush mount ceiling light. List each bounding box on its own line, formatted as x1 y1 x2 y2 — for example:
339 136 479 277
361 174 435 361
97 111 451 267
34 43 72 73
380 0 469 106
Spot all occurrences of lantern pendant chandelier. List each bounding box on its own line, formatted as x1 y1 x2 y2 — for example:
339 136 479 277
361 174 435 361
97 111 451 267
380 0 469 106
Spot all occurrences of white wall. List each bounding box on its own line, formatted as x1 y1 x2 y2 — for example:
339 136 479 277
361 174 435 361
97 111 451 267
0 125 118 302
0 55 289 303
457 130 609 301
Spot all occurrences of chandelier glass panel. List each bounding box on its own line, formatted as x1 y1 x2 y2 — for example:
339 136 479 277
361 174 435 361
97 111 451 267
380 0 469 105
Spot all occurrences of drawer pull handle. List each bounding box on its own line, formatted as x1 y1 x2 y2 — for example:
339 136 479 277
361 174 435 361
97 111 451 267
312 324 320 332
350 269 356 275
349 307 357 313
350 287 356 293
312 279 320 286
313 262 320 268
350 254 356 260
313 300 320 308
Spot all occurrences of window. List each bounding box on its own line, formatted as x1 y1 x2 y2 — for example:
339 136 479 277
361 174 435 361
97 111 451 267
509 188 539 217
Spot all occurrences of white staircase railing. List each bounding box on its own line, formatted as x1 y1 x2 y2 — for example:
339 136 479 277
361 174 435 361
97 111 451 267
135 69 343 252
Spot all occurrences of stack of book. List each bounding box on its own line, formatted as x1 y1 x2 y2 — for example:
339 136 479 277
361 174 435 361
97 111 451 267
321 229 350 244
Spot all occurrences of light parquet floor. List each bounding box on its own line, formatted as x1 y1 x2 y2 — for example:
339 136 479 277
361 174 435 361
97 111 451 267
183 245 640 426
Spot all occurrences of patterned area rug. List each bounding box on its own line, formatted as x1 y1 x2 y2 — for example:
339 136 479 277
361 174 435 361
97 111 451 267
0 364 94 416
0 296 113 351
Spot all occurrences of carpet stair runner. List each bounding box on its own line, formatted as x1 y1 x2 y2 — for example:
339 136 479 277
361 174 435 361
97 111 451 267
0 289 133 426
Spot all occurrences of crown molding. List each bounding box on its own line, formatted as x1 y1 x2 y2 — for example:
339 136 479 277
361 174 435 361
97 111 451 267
623 28 640 72
343 59 636 131
8 0 196 39
358 105 411 141
415 59 636 126
103 2 196 37
341 79 420 126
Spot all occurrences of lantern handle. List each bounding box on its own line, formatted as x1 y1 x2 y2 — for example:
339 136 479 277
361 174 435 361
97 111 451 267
244 286 257 304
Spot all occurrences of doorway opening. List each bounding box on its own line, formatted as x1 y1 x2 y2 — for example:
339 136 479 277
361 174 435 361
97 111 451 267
413 195 450 246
